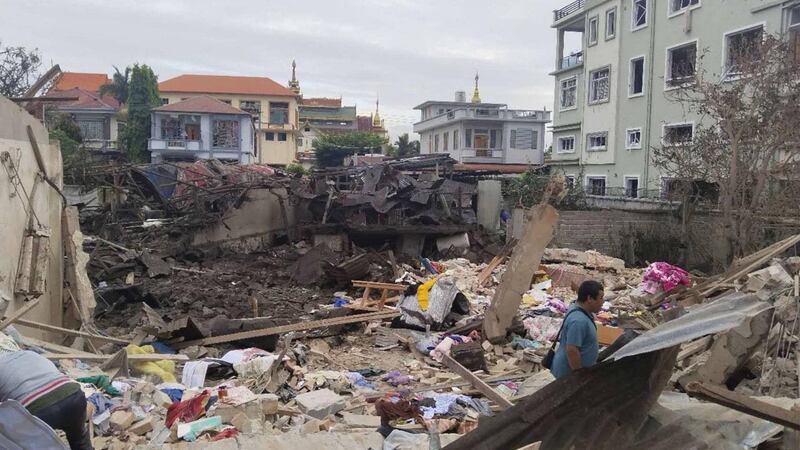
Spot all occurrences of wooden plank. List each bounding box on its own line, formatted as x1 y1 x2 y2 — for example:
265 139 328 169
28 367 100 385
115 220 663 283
0 297 41 330
352 280 406 290
43 353 190 362
484 205 558 342
22 335 98 357
174 310 400 349
14 235 34 294
685 381 800 430
477 239 517 287
676 336 713 363
596 325 624 346
441 353 513 409
14 318 129 345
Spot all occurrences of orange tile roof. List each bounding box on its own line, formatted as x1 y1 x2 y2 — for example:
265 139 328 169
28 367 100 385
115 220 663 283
154 95 250 115
302 97 342 108
159 74 296 97
44 87 119 110
51 72 110 92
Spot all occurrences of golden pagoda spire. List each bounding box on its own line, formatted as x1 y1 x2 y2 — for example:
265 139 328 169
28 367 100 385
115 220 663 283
471 72 481 103
288 59 300 94
372 96 383 128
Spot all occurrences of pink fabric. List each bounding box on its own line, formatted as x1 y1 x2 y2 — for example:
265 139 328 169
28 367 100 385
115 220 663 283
642 262 690 294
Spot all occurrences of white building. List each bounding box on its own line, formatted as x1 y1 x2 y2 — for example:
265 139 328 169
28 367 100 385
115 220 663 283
148 96 255 164
413 76 550 168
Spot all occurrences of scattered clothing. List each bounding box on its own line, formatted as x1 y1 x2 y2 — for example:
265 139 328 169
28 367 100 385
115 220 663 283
77 375 121 397
642 262 690 294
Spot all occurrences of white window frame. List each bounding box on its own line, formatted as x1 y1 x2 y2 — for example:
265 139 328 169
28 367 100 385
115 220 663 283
662 121 695 146
588 16 599 46
628 55 646 98
605 7 617 40
790 5 800 29
722 23 765 76
588 66 611 105
586 132 608 152
668 0 700 18
585 175 608 196
626 128 643 149
624 176 641 198
560 76 578 111
631 0 648 31
665 39 699 90
557 135 576 154
565 174 577 189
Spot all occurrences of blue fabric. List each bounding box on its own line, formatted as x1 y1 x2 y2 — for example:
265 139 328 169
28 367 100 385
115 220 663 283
550 304 598 379
150 341 176 355
161 388 183 403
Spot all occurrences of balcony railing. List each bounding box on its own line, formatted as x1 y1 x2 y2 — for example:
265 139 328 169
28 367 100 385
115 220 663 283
559 52 583 70
554 0 585 22
149 138 203 151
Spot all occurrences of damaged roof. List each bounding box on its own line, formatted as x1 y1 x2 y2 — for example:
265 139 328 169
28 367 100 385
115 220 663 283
50 72 110 92
43 87 119 111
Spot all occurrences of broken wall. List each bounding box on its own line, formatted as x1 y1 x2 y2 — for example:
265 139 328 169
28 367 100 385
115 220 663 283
192 187 297 251
0 96 63 337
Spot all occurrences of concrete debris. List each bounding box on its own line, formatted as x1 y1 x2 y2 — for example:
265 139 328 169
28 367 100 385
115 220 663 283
295 389 346 420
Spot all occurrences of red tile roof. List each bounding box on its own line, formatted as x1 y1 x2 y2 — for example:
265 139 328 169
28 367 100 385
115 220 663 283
44 87 119 110
51 72 110 92
302 97 342 108
154 95 250 115
159 74 296 97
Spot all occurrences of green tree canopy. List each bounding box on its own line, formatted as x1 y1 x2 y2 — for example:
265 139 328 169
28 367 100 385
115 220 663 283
312 132 387 168
98 65 131 105
387 133 420 159
122 64 159 162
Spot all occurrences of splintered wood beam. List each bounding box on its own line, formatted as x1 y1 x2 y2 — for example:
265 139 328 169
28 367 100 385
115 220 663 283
686 381 800 430
0 297 41 330
14 318 129 345
441 353 513 409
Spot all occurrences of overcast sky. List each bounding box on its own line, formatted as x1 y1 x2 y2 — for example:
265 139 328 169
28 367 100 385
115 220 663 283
0 0 573 140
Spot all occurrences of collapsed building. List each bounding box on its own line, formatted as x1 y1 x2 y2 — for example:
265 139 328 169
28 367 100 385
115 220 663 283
1 99 799 449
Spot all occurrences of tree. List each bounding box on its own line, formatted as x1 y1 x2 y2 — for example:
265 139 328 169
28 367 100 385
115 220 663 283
0 42 41 97
98 66 131 105
313 132 387 168
388 133 420 159
122 64 160 162
652 35 800 260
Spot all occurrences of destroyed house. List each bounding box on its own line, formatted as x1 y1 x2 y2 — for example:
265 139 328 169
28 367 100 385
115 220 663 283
148 96 255 164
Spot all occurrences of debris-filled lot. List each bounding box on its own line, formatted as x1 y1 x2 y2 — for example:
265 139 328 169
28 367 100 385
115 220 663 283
2 157 799 450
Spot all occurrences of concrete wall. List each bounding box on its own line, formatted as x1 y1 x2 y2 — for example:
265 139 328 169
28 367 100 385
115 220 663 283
0 96 63 337
192 187 296 250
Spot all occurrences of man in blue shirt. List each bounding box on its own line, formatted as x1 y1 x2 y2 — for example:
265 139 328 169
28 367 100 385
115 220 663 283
550 280 604 379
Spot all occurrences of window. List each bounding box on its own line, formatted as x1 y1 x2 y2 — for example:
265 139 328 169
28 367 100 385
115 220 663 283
663 123 694 145
560 77 577 110
453 130 459 149
218 99 232 105
587 132 608 151
160 118 182 140
666 42 697 87
443 131 449 151
725 26 764 74
791 5 800 28
625 177 640 198
632 0 648 30
239 100 261 116
588 67 610 104
626 128 642 149
434 134 439 152
78 120 104 140
160 98 169 105
278 132 287 141
489 129 501 148
630 57 644 96
565 175 576 189
606 8 617 40
588 16 599 46
669 0 699 15
297 138 303 147
558 136 575 153
212 119 240 149
465 129 473 147
269 102 289 124
587 177 607 196
266 132 275 141
511 129 537 149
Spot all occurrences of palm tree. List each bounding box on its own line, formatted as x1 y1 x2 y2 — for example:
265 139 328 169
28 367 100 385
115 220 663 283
99 66 130 105
394 133 420 158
